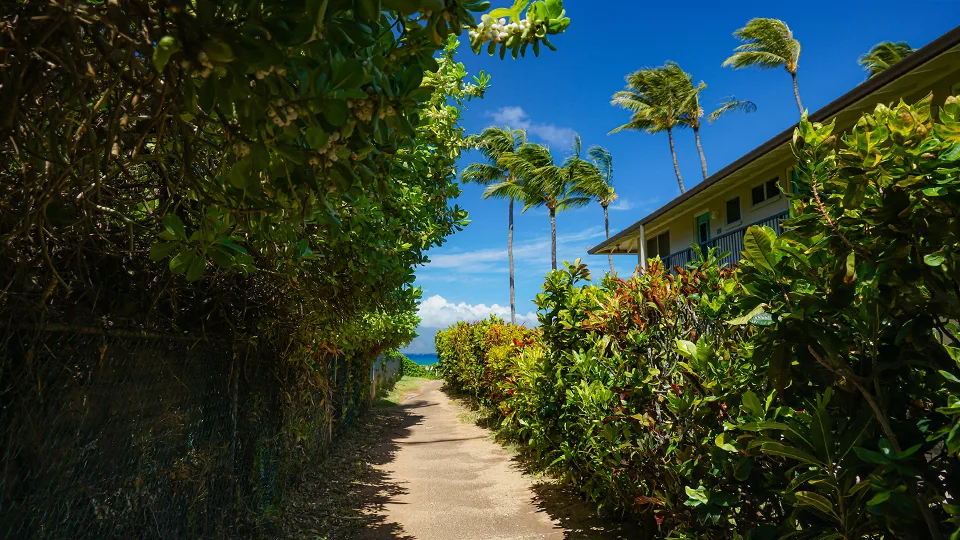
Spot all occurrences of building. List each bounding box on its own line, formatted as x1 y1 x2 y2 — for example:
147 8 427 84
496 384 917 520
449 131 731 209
589 25 960 271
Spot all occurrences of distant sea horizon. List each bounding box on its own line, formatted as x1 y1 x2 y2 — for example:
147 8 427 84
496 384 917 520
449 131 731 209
404 352 439 366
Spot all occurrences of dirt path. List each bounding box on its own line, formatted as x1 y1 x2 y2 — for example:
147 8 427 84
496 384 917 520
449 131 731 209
368 379 633 540
272 378 635 539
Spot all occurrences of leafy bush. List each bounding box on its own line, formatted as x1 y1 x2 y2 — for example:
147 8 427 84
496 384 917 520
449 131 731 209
435 95 960 539
396 353 435 379
435 316 534 406
731 93 960 538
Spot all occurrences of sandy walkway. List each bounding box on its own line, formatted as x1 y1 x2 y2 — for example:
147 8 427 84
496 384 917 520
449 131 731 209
368 380 634 540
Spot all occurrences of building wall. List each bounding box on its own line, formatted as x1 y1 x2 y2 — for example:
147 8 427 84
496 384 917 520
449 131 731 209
644 75 960 259
645 163 792 257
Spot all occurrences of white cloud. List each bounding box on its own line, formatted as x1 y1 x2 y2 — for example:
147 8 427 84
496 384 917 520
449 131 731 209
487 106 576 149
416 295 539 328
422 227 605 273
609 197 635 212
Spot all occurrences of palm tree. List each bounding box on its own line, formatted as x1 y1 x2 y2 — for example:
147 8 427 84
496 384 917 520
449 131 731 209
723 18 804 114
859 41 914 78
583 145 617 273
611 64 688 193
662 64 758 181
461 126 526 325
688 95 757 179
502 139 593 271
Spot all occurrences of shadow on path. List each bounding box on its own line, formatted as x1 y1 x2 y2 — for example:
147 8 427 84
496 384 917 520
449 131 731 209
272 381 642 539
268 400 426 540
440 385 642 540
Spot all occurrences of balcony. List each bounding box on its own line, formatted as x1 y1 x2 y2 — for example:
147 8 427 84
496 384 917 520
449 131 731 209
658 211 789 271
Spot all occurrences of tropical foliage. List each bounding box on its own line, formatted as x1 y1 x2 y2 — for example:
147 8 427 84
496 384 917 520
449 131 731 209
436 95 960 538
1 0 571 527
724 18 804 114
499 138 594 270
610 63 690 192
859 41 914 78
462 127 528 324
582 145 617 273
610 61 755 188
1 0 571 358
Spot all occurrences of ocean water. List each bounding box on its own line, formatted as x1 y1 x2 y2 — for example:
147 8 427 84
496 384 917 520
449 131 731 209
405 353 439 366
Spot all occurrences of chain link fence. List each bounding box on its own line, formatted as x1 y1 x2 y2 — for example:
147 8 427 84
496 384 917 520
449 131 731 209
0 324 383 538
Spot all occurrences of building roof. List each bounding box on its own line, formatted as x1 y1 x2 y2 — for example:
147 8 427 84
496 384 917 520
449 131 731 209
589 24 960 255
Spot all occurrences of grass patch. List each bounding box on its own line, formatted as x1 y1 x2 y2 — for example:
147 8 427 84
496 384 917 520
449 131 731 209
376 376 432 406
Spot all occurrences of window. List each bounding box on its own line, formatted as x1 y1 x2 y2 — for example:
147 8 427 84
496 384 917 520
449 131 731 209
752 177 781 206
646 231 670 258
766 178 780 199
726 197 742 225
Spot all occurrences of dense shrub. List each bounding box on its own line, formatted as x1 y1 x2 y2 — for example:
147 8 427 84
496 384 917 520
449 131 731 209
395 352 436 379
435 316 535 407
435 95 960 539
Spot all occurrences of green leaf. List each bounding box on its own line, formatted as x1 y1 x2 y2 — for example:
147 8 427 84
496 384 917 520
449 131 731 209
768 341 791 393
727 303 766 325
186 254 205 281
760 442 821 467
854 446 890 465
794 491 837 519
940 370 960 384
322 99 349 126
743 225 779 275
684 485 709 506
741 391 764 417
924 253 946 266
169 250 193 275
715 432 740 453
149 242 177 262
675 339 697 359
749 312 775 326
733 457 752 481
153 36 180 71
740 421 792 432
866 491 890 506
306 126 330 149
163 214 187 240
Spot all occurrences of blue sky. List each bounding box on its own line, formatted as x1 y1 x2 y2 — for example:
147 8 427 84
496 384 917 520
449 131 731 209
403 1 959 353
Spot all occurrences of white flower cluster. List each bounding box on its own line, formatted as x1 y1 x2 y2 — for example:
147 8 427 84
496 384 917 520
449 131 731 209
347 98 376 123
267 98 298 128
181 52 214 78
468 16 533 44
308 131 344 166
348 98 397 122
254 65 287 79
232 141 250 158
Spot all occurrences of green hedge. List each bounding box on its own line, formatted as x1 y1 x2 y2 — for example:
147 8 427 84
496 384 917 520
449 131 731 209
435 96 960 539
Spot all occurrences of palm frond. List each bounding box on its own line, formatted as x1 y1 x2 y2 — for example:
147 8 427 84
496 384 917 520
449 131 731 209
556 195 593 211
724 18 799 71
723 51 786 70
461 162 506 185
587 145 613 186
482 180 526 201
859 41 913 78
708 96 757 123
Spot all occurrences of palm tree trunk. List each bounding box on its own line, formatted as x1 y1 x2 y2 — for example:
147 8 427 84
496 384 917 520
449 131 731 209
549 207 557 271
694 127 708 180
508 198 516 325
791 71 804 114
667 128 685 193
603 204 614 274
